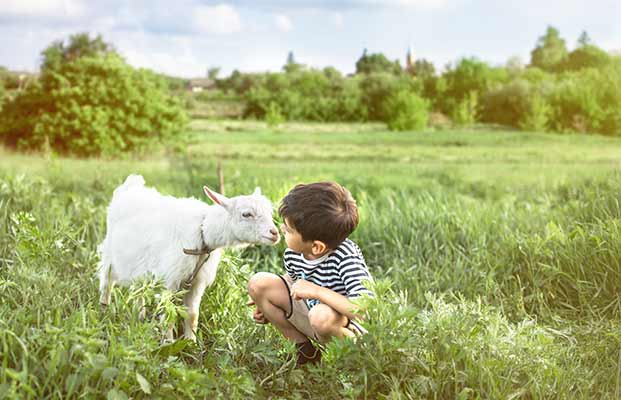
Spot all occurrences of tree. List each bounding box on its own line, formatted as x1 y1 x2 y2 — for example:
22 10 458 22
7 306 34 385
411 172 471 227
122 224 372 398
437 57 509 116
530 26 568 71
207 67 221 80
384 89 429 131
557 32 610 72
577 31 591 47
283 51 303 74
355 50 401 75
409 59 435 79
40 32 116 72
0 53 187 156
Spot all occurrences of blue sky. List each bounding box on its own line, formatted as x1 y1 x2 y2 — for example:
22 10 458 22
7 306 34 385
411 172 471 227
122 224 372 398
0 0 619 77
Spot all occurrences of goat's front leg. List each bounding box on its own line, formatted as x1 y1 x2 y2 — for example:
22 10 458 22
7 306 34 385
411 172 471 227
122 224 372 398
183 249 222 341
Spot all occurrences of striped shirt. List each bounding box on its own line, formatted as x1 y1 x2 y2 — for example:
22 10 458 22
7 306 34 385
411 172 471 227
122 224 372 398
284 238 373 308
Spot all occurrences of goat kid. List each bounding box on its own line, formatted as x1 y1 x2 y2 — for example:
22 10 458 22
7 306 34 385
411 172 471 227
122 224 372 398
98 175 279 341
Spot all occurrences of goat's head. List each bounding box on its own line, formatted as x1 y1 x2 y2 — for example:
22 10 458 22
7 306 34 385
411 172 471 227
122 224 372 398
203 186 280 246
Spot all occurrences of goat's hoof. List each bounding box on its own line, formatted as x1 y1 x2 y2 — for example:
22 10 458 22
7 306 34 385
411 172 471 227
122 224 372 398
184 333 197 342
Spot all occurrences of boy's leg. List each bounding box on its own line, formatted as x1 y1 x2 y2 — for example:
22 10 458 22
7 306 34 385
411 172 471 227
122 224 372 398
248 272 308 344
307 304 356 343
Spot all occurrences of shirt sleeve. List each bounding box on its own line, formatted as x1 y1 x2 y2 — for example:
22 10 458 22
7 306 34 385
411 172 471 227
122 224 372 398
338 256 373 298
283 250 296 280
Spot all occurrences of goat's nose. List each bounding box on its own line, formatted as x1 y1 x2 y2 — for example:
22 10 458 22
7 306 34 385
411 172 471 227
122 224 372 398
270 228 278 236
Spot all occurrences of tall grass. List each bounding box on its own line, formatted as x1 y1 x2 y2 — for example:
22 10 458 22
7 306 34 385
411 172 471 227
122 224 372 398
1 123 620 398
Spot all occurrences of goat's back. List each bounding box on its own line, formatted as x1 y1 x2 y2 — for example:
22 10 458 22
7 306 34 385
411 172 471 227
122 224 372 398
100 175 209 288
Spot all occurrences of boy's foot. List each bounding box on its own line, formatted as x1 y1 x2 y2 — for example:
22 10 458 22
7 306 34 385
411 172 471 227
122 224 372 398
296 341 321 367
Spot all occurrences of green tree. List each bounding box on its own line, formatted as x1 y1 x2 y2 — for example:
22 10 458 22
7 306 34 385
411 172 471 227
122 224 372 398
520 94 551 132
40 32 116 72
207 67 221 80
452 91 479 126
0 81 5 108
283 51 303 74
530 26 568 71
559 32 610 72
438 57 508 116
0 53 187 156
409 59 435 79
384 89 429 131
355 50 402 75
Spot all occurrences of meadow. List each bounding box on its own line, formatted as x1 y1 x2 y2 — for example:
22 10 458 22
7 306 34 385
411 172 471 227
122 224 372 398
1 119 620 399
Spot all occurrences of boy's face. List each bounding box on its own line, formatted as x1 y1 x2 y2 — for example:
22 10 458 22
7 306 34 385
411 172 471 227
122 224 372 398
280 218 311 254
281 218 328 258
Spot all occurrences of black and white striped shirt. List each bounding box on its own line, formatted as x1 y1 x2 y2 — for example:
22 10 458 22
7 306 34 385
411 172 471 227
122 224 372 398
284 239 373 307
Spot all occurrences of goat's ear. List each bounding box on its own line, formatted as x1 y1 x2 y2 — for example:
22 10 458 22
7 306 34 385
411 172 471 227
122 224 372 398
203 186 231 209
253 187 262 196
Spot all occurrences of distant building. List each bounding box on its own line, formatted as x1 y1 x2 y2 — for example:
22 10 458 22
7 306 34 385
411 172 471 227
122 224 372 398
187 78 216 93
406 45 415 74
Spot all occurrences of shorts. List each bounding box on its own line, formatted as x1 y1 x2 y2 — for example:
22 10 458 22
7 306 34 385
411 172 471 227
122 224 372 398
278 274 368 340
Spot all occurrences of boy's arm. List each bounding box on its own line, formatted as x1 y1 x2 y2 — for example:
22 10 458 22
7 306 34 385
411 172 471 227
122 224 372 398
290 279 361 320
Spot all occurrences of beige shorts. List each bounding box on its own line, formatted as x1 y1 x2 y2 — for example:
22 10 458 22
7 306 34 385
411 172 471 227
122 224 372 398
279 274 368 340
280 274 316 339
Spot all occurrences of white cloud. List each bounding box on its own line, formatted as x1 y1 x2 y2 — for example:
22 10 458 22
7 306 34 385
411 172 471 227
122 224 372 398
346 0 451 8
192 4 242 34
1 0 86 18
397 0 449 7
274 14 293 32
332 12 344 29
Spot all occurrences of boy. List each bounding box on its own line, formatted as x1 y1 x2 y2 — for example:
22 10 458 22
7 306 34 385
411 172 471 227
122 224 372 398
247 182 373 366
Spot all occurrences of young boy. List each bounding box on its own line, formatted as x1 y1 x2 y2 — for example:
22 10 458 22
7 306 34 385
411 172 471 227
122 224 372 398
247 182 373 366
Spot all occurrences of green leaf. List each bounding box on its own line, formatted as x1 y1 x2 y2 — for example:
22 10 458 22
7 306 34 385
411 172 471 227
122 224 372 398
136 373 152 395
106 388 128 400
101 367 118 381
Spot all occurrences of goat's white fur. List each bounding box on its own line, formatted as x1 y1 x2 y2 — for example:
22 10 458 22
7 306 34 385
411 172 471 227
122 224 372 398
98 174 278 341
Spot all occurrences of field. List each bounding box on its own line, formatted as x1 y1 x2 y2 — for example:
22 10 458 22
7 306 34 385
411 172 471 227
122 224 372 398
1 119 621 399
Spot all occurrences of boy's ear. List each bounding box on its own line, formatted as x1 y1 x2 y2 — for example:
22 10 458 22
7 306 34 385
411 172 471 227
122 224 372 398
311 240 328 256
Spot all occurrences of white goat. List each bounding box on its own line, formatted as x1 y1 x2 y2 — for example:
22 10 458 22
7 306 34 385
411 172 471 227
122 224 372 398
98 174 279 341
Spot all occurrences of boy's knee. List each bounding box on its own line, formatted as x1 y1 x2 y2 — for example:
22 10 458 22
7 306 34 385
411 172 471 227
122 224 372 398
247 272 273 299
308 304 337 336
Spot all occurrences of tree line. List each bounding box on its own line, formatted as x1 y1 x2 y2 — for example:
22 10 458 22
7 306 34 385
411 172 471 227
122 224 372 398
0 27 619 156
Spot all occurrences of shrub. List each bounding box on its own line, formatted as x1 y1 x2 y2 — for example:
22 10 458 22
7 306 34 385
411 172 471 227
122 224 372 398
481 80 530 127
520 94 551 132
548 64 621 135
437 58 509 116
0 55 188 156
452 91 479 126
265 102 285 127
384 90 429 131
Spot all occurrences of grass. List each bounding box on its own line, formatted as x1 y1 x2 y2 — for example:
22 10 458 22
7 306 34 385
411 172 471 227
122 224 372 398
1 120 621 398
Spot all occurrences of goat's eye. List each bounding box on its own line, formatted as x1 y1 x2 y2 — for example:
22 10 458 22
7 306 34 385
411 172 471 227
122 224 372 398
242 212 254 218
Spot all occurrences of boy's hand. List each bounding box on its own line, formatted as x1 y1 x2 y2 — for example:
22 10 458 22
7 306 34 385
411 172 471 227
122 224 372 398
246 299 268 324
291 279 320 301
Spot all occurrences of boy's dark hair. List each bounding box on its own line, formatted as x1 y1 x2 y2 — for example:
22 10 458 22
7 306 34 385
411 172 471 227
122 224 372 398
279 182 359 249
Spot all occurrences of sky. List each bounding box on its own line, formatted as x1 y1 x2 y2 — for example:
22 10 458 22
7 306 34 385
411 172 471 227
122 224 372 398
0 0 619 78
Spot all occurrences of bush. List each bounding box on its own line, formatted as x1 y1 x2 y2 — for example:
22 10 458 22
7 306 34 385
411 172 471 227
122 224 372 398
0 55 188 156
452 91 479 126
520 94 551 132
265 102 285 127
437 58 509 116
244 69 369 122
482 80 531 127
548 64 621 135
384 90 429 131
359 72 419 121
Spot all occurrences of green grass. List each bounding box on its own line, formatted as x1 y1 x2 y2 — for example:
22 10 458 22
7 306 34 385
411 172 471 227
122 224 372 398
1 120 621 398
